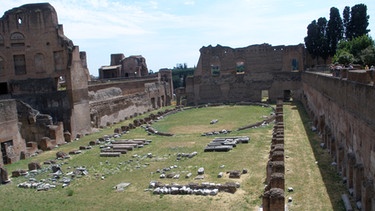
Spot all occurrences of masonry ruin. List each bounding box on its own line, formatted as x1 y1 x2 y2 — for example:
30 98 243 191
179 43 375 209
182 44 305 105
0 2 374 210
0 3 173 166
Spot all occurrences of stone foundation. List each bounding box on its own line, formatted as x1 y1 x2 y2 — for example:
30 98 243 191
263 99 285 210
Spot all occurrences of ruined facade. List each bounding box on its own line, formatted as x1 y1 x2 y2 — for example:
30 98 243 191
0 2 374 209
0 3 174 165
98 54 148 79
186 43 375 208
302 71 375 210
0 3 91 164
90 55 173 128
184 44 305 105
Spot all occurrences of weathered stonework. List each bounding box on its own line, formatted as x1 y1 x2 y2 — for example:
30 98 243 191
0 3 91 139
302 72 375 210
98 54 148 79
90 56 173 128
0 99 26 166
263 100 285 210
184 44 305 105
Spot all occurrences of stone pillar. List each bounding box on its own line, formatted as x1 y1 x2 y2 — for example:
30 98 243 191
271 161 285 174
271 151 284 162
64 131 72 143
361 179 374 211
336 144 344 173
329 137 336 156
269 188 285 211
353 163 364 201
0 167 9 184
262 191 271 211
346 152 356 190
266 160 272 184
270 173 285 190
40 137 51 151
276 113 283 123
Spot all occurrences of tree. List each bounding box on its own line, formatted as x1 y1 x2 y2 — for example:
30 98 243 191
334 50 354 65
350 34 374 58
317 17 330 62
359 45 375 66
346 4 370 40
304 17 330 62
343 6 351 39
305 20 319 59
327 7 343 57
333 35 375 65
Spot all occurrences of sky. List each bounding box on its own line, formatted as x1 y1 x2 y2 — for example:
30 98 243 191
1 0 375 76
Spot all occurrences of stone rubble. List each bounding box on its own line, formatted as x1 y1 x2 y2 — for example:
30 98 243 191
204 136 249 152
149 181 239 195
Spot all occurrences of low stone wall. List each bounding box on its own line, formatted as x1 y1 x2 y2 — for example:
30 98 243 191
262 99 285 211
90 93 153 128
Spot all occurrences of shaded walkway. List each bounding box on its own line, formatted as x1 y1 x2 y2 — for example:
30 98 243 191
283 102 347 210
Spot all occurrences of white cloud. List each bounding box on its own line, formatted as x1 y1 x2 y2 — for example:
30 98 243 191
1 0 375 75
184 1 195 6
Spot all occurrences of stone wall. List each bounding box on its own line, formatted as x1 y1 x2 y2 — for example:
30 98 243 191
263 99 285 210
0 3 91 139
302 72 375 210
89 76 159 95
16 100 64 148
89 71 173 128
0 99 26 166
185 44 304 105
90 93 153 128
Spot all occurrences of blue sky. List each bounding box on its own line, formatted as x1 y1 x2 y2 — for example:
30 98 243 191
1 0 375 76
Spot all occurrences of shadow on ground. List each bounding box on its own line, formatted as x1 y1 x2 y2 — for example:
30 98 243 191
292 101 347 210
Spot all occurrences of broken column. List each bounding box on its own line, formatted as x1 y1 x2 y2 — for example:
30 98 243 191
0 167 9 184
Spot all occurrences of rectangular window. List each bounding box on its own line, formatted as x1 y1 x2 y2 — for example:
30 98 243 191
292 59 298 70
211 66 220 76
14 55 26 75
236 62 245 74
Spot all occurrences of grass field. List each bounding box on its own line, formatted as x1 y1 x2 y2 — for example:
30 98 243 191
0 104 348 210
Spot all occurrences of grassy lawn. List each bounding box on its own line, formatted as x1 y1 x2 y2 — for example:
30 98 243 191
284 102 347 211
0 104 347 210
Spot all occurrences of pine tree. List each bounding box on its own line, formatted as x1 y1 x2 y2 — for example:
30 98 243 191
343 6 351 39
347 4 370 40
327 7 343 57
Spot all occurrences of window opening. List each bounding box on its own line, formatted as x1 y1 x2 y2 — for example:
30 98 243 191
14 55 26 75
211 65 220 76
236 61 245 74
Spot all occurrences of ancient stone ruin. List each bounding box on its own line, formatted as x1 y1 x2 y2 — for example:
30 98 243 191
263 99 285 211
0 2 374 210
181 44 304 105
204 136 249 152
0 3 173 167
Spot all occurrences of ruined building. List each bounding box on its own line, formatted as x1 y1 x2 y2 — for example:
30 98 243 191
182 44 304 105
98 54 148 79
90 54 173 128
1 2 374 210
182 43 375 210
0 3 91 165
0 3 173 166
